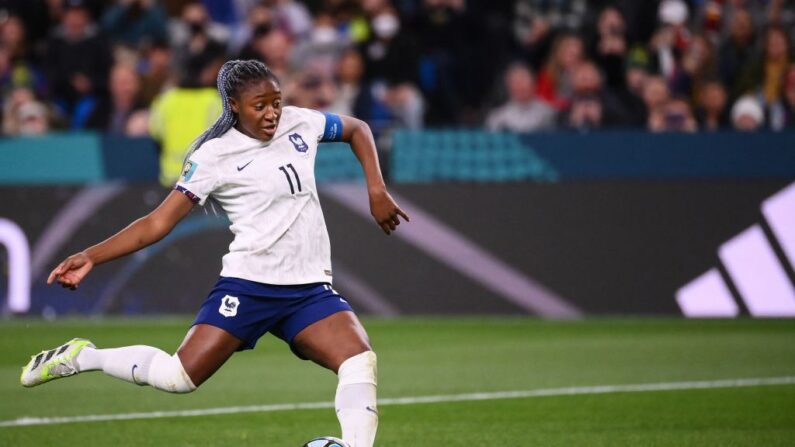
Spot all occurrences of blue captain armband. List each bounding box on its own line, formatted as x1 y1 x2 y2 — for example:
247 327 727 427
321 112 343 142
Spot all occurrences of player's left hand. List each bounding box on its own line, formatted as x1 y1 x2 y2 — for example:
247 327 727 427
368 187 409 235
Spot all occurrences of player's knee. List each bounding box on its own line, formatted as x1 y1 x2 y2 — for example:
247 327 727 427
337 350 377 386
148 352 197 394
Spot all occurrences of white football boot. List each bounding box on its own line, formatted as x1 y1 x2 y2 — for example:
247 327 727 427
20 338 94 387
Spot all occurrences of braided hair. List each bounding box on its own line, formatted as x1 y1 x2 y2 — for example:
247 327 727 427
184 59 278 162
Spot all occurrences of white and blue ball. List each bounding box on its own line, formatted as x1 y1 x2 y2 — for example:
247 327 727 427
302 436 350 447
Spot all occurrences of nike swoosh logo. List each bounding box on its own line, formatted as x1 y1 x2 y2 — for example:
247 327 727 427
366 406 379 415
237 160 254 171
131 364 140 384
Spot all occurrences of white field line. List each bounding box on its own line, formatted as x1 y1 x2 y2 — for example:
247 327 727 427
2 376 793 428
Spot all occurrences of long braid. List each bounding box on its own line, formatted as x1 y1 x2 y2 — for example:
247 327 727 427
182 60 276 212
183 59 276 164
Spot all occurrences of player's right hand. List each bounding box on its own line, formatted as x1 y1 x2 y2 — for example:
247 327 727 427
47 252 94 290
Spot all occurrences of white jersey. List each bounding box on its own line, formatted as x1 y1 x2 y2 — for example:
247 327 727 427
175 106 344 285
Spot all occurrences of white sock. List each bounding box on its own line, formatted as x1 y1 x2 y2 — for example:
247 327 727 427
76 345 196 393
335 351 378 447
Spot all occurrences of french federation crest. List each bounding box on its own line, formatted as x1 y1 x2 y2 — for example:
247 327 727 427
289 133 309 152
219 295 240 318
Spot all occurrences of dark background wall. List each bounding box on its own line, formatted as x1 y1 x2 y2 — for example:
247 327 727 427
2 180 792 317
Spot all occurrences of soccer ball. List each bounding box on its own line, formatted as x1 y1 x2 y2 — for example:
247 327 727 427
302 436 350 447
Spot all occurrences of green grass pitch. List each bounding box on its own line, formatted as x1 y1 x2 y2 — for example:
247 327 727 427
1 317 794 446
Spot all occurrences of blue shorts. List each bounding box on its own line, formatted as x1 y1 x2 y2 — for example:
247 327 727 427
193 277 354 356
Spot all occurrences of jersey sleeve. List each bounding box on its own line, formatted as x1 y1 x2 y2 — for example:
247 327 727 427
298 107 344 143
174 148 218 206
319 112 343 142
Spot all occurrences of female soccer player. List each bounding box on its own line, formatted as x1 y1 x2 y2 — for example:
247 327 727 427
21 60 408 447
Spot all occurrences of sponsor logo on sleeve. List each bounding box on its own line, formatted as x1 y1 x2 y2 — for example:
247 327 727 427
181 160 197 182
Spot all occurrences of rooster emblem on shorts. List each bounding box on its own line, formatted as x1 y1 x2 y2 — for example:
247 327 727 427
219 295 240 317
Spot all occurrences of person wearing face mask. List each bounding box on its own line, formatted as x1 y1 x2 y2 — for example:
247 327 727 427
360 9 424 130
171 3 227 84
170 2 229 66
362 9 417 86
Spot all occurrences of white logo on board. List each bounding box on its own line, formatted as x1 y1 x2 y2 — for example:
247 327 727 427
676 182 795 318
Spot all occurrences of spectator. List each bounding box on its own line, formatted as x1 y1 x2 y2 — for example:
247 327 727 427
613 46 651 127
359 7 424 130
735 26 791 104
229 2 272 56
100 0 169 47
292 13 348 77
513 0 588 68
536 33 585 109
139 39 175 106
329 48 368 117
288 71 337 110
328 47 410 134
671 33 718 101
695 79 730 131
381 82 425 130
696 0 723 41
589 6 629 90
251 28 294 82
328 0 370 45
731 94 765 131
768 0 795 30
560 60 628 130
612 0 659 46
0 16 47 100
648 97 697 132
0 0 788 137
777 64 795 129
361 8 419 87
718 9 756 96
166 0 230 48
85 63 146 134
14 100 51 135
649 0 691 81
2 87 56 135
641 75 671 122
170 1 228 74
264 0 314 41
487 62 556 132
1 14 32 63
149 57 222 185
44 0 112 126
314 21 402 132
360 0 392 18
411 0 473 126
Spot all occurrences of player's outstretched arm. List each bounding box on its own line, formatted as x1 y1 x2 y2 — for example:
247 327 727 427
339 115 409 235
47 190 195 289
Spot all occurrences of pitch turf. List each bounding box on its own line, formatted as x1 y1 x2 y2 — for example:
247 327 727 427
0 318 794 446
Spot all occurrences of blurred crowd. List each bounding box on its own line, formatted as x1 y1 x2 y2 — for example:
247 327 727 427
0 0 793 149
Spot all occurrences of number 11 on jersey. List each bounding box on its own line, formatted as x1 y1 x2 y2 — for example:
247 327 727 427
278 164 302 194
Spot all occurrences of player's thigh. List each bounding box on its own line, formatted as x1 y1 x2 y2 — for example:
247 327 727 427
292 310 372 373
176 323 243 386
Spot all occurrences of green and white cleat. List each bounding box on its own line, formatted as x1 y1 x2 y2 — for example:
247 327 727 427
20 338 94 387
